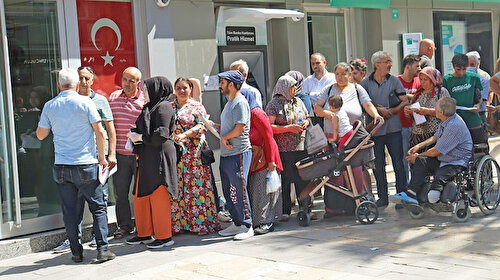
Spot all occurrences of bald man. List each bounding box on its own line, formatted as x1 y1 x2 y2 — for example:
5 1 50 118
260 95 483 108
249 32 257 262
109 67 146 238
419 39 436 69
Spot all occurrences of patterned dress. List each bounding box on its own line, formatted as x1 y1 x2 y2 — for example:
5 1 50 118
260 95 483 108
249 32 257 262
170 99 219 234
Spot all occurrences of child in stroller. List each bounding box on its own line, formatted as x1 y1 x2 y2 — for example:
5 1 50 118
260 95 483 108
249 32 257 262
327 95 353 150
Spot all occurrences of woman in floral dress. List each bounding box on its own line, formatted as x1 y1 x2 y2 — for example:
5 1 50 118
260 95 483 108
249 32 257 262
170 77 219 235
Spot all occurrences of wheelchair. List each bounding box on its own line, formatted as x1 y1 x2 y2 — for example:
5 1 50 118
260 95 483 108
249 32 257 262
406 143 500 222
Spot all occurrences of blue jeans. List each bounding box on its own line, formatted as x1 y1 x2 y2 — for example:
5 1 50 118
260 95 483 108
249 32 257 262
220 150 252 227
372 132 407 202
53 164 109 256
77 182 108 239
401 127 411 184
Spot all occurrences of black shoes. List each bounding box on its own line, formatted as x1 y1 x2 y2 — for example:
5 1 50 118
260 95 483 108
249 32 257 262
254 223 275 235
96 250 116 263
146 238 174 249
126 235 152 245
71 255 83 263
375 199 389 207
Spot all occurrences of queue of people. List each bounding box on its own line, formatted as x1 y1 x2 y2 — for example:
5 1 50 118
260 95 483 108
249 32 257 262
39 39 500 264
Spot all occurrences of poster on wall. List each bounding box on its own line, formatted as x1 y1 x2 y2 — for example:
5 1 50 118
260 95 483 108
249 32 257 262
441 20 467 76
76 0 136 97
402 33 422 57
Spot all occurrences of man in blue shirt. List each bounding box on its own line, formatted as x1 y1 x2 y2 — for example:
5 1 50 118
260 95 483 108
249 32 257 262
390 97 472 205
214 70 253 241
36 68 115 263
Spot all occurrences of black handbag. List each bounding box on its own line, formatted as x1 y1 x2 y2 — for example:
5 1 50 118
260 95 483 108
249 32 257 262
201 148 215 165
388 91 402 108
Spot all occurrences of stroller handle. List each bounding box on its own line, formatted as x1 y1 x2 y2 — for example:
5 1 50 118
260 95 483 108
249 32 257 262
365 119 384 136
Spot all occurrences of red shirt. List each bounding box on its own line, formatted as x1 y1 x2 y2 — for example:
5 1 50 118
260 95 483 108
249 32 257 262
397 76 421 128
109 88 146 155
249 108 283 175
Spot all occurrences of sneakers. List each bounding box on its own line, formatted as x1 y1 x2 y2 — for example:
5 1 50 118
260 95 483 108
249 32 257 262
218 222 241 237
126 235 152 245
71 255 83 263
217 211 232 223
254 223 274 235
234 226 254 240
146 238 174 249
390 192 418 205
53 239 71 253
89 237 97 248
96 250 115 263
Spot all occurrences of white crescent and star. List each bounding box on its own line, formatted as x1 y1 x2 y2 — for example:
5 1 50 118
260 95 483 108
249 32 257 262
90 18 121 67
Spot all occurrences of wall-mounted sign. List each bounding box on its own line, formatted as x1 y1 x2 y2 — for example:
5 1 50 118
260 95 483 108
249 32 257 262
226 26 256 46
392 8 399 19
441 20 467 75
402 32 423 57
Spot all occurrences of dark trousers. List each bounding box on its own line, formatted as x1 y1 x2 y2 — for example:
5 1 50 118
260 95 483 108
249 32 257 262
372 131 407 202
280 150 310 215
112 154 136 232
53 164 108 256
408 156 464 193
220 150 252 227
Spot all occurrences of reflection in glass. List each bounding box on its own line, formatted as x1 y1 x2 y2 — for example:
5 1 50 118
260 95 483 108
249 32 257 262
307 14 346 71
6 1 62 219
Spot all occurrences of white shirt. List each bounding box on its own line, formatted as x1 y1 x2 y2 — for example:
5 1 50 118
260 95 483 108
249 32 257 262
241 82 263 108
303 72 336 115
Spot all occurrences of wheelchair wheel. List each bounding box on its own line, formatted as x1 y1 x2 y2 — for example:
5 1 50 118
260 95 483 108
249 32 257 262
474 155 500 215
452 202 471 223
297 210 311 227
407 204 425 219
355 201 378 224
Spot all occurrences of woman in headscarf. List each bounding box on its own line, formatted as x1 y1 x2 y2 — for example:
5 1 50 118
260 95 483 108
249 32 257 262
126 76 178 249
242 90 283 234
265 75 310 221
403 67 450 148
286 71 311 114
170 77 220 235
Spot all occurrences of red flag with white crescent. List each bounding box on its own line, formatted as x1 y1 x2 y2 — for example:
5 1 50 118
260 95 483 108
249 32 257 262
76 0 136 97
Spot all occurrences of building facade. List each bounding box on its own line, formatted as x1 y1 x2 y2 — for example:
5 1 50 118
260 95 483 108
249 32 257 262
0 0 498 239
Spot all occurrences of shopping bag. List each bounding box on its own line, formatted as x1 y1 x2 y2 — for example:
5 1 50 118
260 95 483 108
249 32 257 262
305 124 328 154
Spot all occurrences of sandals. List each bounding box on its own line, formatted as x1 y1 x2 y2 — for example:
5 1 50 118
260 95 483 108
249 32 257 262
113 228 132 239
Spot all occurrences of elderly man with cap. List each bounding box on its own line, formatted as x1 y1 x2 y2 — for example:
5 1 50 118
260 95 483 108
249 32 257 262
213 70 253 240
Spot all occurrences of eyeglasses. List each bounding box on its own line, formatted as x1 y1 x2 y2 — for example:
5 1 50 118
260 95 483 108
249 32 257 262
77 66 94 74
378 60 392 64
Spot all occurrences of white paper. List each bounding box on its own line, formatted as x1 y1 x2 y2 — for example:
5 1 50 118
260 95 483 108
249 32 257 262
125 138 133 151
456 106 475 111
200 114 220 139
99 164 117 185
410 102 427 125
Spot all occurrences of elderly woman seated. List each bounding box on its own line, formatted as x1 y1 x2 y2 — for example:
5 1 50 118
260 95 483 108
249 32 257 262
390 97 472 205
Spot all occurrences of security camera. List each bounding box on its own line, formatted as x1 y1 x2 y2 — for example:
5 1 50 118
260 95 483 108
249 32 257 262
156 0 170 8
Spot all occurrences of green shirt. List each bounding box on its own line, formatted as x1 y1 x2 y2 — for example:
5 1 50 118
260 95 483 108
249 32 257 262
91 91 113 154
442 72 482 128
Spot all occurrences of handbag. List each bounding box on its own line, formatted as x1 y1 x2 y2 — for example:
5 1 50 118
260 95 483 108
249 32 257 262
250 144 266 173
305 124 328 154
388 91 402 108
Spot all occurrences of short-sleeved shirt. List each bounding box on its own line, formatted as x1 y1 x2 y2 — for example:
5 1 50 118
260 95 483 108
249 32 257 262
397 76 421 128
411 87 450 136
466 67 490 112
442 72 483 128
419 54 433 69
91 90 113 154
38 90 101 165
303 72 336 115
317 83 371 135
333 109 353 137
434 114 472 167
220 94 251 157
266 96 308 152
360 73 406 136
241 82 263 108
109 89 146 155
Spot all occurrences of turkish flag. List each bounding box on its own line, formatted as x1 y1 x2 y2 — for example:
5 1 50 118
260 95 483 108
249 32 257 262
76 0 136 97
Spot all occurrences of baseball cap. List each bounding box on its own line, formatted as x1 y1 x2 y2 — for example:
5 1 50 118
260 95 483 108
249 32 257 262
217 70 244 85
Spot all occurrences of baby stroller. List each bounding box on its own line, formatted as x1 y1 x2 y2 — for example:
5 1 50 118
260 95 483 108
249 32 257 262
295 120 383 226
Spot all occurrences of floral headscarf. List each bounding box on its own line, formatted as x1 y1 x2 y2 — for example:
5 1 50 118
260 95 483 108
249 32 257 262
286 71 304 94
419 67 442 87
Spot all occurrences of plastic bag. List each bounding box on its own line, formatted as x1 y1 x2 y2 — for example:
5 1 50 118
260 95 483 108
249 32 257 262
266 170 281 194
305 124 328 154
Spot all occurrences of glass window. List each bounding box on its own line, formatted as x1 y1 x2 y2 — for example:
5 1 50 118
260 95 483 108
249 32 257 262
433 12 493 76
307 13 346 73
5 0 62 218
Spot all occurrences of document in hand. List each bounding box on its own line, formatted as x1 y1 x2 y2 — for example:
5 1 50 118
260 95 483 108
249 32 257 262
410 102 426 125
99 164 118 185
200 114 221 139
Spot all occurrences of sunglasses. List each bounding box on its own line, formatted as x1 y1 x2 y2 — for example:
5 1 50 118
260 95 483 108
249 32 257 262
77 66 94 74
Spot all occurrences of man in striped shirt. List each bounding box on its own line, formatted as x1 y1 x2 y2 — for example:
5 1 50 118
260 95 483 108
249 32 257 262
390 97 472 205
109 67 146 238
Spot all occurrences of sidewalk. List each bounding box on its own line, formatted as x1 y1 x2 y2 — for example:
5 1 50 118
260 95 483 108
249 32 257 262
1 195 500 279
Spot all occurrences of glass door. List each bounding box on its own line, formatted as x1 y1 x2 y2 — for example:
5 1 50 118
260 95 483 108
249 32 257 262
1 0 65 239
307 13 346 72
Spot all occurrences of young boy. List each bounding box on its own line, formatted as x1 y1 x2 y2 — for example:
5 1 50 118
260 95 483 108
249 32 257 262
327 95 353 150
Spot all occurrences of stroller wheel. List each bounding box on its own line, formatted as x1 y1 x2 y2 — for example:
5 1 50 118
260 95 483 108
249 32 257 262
355 201 379 224
297 211 311 226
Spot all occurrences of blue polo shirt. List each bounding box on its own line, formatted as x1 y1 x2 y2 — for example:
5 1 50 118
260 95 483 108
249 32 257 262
38 90 101 165
434 114 472 167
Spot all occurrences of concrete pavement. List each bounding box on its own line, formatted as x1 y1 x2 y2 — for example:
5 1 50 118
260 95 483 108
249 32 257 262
1 196 500 279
